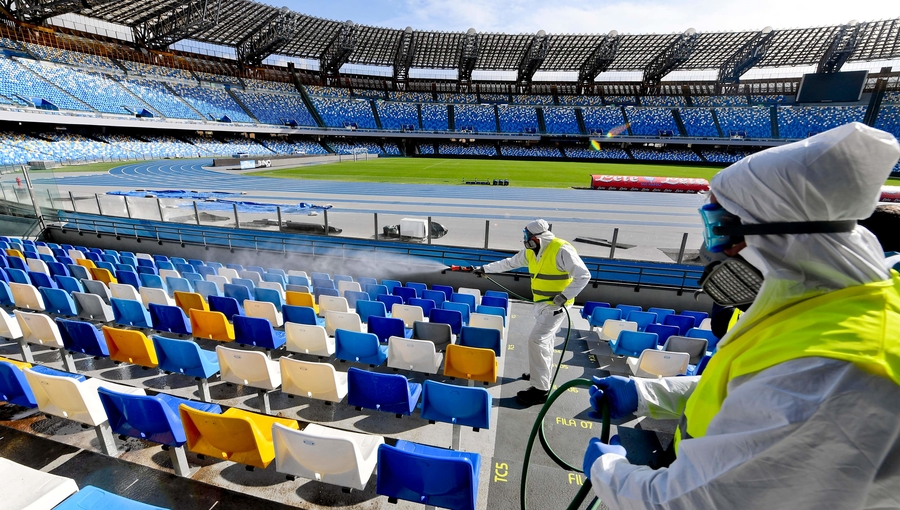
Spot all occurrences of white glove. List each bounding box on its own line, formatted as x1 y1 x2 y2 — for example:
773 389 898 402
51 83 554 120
552 294 567 307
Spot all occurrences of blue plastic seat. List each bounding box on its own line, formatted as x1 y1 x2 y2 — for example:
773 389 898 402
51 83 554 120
450 293 477 311
0 358 37 407
680 310 709 328
197 266 217 277
615 304 642 317
474 305 506 325
137 258 155 268
7 267 31 284
409 298 435 318
693 354 711 375
40 288 78 316
420 379 491 430
136 266 158 276
377 440 480 510
233 315 286 350
648 307 675 322
56 318 109 357
101 253 119 265
54 275 84 294
432 285 454 301
67 264 90 280
187 259 206 268
582 301 611 319
224 283 252 304
171 257 188 266
39 254 56 264
377 293 403 310
355 300 387 324
334 329 388 365
686 327 720 350
28 271 56 289
193 280 220 300
610 330 658 358
406 282 427 297
54 485 169 510
442 301 470 326
626 311 658 332
589 307 623 328
382 279 402 294
430 308 463 335
311 277 335 290
254 287 284 308
663 314 696 336
152 335 219 379
262 273 286 289
208 295 244 321
366 284 388 297
111 298 153 328
458 326 502 356
6 256 25 271
333 274 353 285
231 277 255 290
57 256 74 266
288 275 310 287
117 271 141 289
156 261 175 271
368 316 409 343
282 304 324 326
646 323 680 347
310 271 329 281
344 290 370 310
265 268 285 276
183 272 204 287
165 277 192 296
357 276 377 288
0 281 12 306
47 261 70 278
175 263 195 275
206 261 223 270
120 256 138 269
85 252 102 262
481 295 508 313
149 303 192 335
422 289 446 308
140 273 166 291
393 286 417 304
313 286 339 303
347 366 421 415
95 261 116 272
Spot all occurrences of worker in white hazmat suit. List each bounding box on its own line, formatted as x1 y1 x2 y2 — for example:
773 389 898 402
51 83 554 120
473 219 590 406
582 122 900 509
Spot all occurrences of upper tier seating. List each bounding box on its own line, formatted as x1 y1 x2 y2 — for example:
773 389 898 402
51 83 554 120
233 89 317 126
454 104 497 133
309 97 377 129
715 107 773 138
497 105 539 133
0 58 90 111
625 107 679 136
169 83 253 122
776 106 866 139
679 108 719 137
375 100 419 131
18 61 149 115
581 106 627 135
542 106 581 134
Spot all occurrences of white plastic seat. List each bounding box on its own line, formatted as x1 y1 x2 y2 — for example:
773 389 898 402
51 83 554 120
457 287 482 305
15 310 64 348
244 299 283 327
0 311 23 339
279 357 347 402
324 310 362 337
469 312 506 341
73 292 114 322
698 318 712 330
205 274 228 292
337 280 361 296
109 283 141 302
216 344 281 390
0 457 79 510
10 282 45 311
318 295 349 317
135 253 154 261
67 249 85 260
387 336 443 374
258 280 285 296
239 270 262 286
273 422 382 491
140 286 175 308
599 319 638 341
391 303 424 328
36 245 54 257
158 269 180 281
627 349 690 377
285 323 334 357
287 270 308 278
217 267 239 283
26 258 50 275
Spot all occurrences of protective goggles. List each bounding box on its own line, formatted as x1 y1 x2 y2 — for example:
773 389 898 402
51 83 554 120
699 203 858 253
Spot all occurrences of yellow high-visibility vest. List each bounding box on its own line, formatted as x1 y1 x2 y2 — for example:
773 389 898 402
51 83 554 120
675 272 900 453
525 238 574 306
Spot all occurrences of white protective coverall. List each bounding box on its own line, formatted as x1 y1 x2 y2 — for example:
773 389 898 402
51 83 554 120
590 122 900 509
482 223 590 391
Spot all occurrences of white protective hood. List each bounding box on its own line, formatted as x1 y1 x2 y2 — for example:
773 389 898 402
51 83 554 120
711 122 900 344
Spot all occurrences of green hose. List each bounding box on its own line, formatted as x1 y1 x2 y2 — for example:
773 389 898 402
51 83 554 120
481 275 608 510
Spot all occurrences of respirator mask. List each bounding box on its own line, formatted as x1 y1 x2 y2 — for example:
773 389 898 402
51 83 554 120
523 228 540 250
697 202 857 306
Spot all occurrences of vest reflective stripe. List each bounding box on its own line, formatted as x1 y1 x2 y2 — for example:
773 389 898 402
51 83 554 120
525 238 574 306
674 273 900 454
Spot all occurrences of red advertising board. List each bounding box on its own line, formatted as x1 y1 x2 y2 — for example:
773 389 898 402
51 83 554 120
880 186 900 203
590 175 710 193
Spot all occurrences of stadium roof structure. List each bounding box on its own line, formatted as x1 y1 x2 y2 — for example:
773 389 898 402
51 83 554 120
8 0 900 86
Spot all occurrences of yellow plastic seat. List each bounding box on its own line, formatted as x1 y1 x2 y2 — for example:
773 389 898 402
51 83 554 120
89 267 117 286
179 404 299 469
189 309 234 342
75 259 96 269
285 291 318 313
5 248 24 260
174 291 208 316
0 355 31 369
443 344 498 384
101 326 159 368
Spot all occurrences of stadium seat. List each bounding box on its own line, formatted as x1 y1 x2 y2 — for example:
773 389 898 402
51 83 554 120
54 485 168 510
216 344 282 395
282 304 323 326
140 286 175 308
55 275 84 294
111 298 153 328
406 282 427 297
366 284 388 297
457 326 502 356
443 344 497 384
387 336 443 374
28 271 56 289
422 289 446 308
244 299 284 327
429 308 463 335
102 326 159 368
376 440 480 510
469 311 506 339
334 329 388 365
149 303 192 335
279 357 346 402
110 283 141 302
609 330 659 358
40 287 78 316
174 291 208 316
599 319 638 342
224 283 252 303
616 304 642 316
663 314 696 336
391 303 424 328
377 293 402 310
284 322 333 357
646 323 680 347
647 307 675 323
344 290 370 310
233 314 286 350
412 321 454 351
56 318 109 358
254 287 284 308
480 295 509 314
686 327 720 350
627 349 690 377
166 277 193 296
190 309 235 342
420 379 492 430
337 280 361 296
179 404 299 469
16 309 65 349
193 280 221 301
680 310 709 328
324 310 362 336
89 267 117 286
355 300 387 323
0 458 78 509
408 297 435 318
392 286 416 304
319 295 349 317
443 301 470 326
151 335 219 401
347 366 422 416
73 292 114 322
11 282 44 311
0 356 37 407
589 307 623 330
663 335 709 365
273 422 383 490
208 295 243 321
626 310 658 332
368 316 409 343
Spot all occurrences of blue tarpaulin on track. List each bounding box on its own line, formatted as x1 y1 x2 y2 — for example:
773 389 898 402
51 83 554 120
106 190 331 214
107 190 239 199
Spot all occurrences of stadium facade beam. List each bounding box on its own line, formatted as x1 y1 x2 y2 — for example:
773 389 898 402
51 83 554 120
642 28 699 90
320 20 357 80
577 30 620 94
817 20 863 73
458 28 478 90
132 0 221 51
236 7 299 68
2 0 115 24
516 30 549 92
717 27 775 90
392 26 415 89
